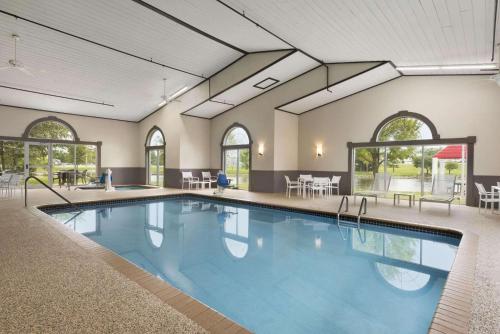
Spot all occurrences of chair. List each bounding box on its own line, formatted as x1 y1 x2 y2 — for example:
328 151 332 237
77 170 88 185
310 177 330 198
214 171 231 194
475 183 500 213
326 175 341 196
298 174 313 196
354 173 391 204
284 175 301 198
0 174 13 197
181 171 200 190
419 175 456 215
201 171 217 189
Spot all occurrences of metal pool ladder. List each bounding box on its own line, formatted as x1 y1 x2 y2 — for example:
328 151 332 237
336 195 349 222
357 197 368 227
24 175 82 212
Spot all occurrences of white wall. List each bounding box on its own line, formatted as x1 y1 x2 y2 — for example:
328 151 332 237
0 105 140 167
138 81 211 169
274 110 298 170
298 75 500 175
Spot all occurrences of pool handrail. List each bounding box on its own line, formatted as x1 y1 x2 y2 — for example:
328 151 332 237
25 175 82 212
357 197 368 226
336 195 349 222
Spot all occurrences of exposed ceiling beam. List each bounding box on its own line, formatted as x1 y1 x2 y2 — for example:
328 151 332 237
215 0 323 65
131 0 247 54
0 85 114 106
0 9 206 78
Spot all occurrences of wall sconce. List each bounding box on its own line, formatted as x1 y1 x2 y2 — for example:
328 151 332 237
316 143 323 158
258 143 265 156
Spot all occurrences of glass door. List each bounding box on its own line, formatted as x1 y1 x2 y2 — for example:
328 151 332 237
147 149 164 186
223 148 249 190
52 143 76 187
25 142 51 187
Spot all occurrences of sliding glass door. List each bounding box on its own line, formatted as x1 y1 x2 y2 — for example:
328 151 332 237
148 149 164 186
353 144 467 203
223 148 249 190
26 143 51 187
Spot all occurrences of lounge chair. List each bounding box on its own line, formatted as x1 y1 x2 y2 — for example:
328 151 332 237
202 171 217 189
475 182 500 214
419 175 456 215
326 175 341 196
181 171 200 189
284 175 301 198
354 173 391 204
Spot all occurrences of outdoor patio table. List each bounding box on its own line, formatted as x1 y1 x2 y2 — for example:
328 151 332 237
393 192 415 207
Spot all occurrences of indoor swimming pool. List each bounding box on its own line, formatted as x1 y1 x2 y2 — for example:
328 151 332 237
45 196 460 334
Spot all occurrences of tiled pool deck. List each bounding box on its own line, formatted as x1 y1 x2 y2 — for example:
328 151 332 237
1 187 499 333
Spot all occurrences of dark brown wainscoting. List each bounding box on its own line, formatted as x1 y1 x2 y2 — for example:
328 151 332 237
165 168 217 188
250 170 350 194
102 167 146 185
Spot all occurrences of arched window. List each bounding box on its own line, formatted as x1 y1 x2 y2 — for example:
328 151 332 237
224 126 250 145
370 110 439 143
145 126 165 187
23 116 79 141
377 117 432 142
221 123 252 190
148 129 165 146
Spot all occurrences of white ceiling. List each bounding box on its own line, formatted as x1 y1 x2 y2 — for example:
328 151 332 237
278 62 401 114
143 0 289 52
0 0 498 121
223 0 499 66
0 0 242 121
183 51 318 118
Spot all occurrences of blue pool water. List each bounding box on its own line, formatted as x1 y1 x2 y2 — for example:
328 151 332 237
47 196 459 334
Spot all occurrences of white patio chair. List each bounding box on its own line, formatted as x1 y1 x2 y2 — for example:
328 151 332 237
326 175 341 196
475 183 500 214
0 174 13 198
419 175 456 215
310 177 330 198
354 173 391 204
284 175 301 198
181 171 200 190
8 174 21 198
298 174 313 196
201 171 217 189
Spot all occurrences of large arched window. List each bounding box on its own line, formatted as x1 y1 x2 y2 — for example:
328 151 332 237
23 116 79 141
351 110 469 204
376 116 433 142
21 116 98 189
221 123 252 190
145 126 165 187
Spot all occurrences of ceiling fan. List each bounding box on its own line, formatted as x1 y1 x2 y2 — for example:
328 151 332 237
0 34 34 76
